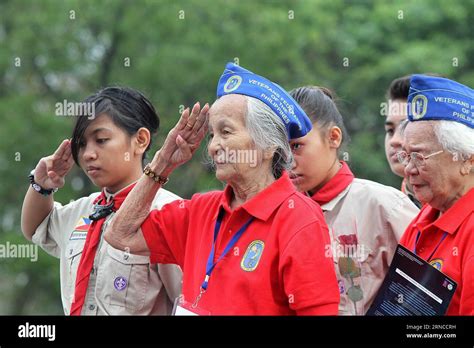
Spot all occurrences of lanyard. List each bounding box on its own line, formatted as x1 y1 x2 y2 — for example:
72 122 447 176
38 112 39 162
413 230 448 262
192 208 254 308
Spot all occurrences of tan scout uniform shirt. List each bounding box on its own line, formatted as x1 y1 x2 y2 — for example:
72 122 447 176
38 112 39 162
32 185 182 315
321 179 419 315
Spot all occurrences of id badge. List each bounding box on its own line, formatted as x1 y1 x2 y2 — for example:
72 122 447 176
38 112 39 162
172 297 211 316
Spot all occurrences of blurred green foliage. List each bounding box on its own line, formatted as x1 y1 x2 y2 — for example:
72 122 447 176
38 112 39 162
0 0 473 314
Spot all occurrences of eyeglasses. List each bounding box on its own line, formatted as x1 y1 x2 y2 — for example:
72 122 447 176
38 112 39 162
396 150 444 167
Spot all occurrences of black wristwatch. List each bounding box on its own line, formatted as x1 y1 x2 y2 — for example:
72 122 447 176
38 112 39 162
29 169 58 196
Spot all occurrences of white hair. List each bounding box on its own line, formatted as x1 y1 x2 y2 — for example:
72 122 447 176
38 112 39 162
433 121 474 161
246 96 293 178
401 119 474 162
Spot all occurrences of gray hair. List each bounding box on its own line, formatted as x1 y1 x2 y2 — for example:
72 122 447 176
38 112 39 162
433 121 474 161
246 96 293 178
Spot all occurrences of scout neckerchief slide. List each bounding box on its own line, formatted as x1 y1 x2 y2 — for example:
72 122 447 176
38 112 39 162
173 208 254 315
89 199 114 221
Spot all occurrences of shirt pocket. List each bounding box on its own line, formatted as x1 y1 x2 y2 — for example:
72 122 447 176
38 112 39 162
95 243 150 313
64 240 85 304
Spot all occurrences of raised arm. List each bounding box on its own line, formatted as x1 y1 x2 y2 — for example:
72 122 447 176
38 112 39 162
21 139 74 240
104 102 209 254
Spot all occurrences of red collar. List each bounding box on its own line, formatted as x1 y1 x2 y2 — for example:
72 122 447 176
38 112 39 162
310 161 355 205
217 171 296 221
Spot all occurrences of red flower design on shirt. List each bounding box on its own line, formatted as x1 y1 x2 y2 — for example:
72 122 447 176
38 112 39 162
338 234 358 246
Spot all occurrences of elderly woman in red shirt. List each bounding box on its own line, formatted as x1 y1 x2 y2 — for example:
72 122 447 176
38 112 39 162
398 75 474 315
104 63 340 315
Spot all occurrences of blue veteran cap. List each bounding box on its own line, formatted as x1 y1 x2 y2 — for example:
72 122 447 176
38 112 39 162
216 62 312 139
408 74 474 128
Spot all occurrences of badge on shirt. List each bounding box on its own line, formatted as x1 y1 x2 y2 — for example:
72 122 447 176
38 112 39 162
70 216 91 240
241 240 265 272
429 258 444 271
114 276 127 291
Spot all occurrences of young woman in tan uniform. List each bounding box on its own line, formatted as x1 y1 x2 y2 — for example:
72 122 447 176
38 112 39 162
289 86 419 315
21 87 183 315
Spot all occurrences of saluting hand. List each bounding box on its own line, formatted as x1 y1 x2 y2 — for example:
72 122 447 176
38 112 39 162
34 139 75 189
153 102 209 173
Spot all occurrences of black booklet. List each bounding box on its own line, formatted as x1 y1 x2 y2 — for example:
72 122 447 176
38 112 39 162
367 244 457 315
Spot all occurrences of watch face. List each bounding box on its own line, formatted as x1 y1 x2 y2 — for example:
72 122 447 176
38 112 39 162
32 183 41 192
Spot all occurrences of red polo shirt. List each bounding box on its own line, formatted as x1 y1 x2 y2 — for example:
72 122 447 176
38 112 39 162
141 172 339 315
400 188 474 315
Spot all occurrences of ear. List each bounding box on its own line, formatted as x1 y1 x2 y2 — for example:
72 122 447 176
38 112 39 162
263 146 277 161
460 155 474 176
327 126 343 149
133 127 151 156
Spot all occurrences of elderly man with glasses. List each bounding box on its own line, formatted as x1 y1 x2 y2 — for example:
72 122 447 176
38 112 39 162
396 75 474 315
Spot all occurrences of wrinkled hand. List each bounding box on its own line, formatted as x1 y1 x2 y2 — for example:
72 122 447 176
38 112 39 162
34 139 74 189
153 102 209 172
